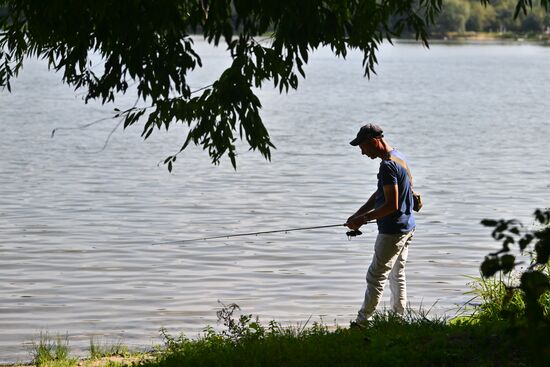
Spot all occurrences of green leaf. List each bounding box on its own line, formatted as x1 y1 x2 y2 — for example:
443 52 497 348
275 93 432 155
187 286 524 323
481 219 499 227
500 254 516 274
519 234 534 251
534 209 550 225
534 237 550 264
481 257 501 278
3 0 519 171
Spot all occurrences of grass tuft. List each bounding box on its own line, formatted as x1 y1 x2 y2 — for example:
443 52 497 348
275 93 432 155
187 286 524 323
89 338 130 359
30 332 76 367
457 265 550 325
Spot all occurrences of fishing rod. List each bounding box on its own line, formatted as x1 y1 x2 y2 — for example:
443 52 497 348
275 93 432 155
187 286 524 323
153 221 375 245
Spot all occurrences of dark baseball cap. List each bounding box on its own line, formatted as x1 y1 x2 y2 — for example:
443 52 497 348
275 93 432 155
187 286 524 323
349 123 384 146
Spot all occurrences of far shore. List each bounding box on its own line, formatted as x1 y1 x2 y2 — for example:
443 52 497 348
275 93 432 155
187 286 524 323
397 31 550 45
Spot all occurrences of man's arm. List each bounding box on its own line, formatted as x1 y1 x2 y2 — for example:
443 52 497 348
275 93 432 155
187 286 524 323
346 192 376 230
346 184 398 229
350 192 376 218
364 184 398 221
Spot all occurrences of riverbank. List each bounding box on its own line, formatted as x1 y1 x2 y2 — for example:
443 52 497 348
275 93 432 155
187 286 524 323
430 32 550 44
403 31 550 44
2 313 546 367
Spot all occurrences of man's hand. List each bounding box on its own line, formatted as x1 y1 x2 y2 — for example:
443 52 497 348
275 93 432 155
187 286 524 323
348 185 397 229
346 215 365 230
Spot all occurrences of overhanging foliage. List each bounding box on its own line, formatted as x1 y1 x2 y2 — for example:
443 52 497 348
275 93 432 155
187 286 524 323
0 0 548 170
0 0 441 169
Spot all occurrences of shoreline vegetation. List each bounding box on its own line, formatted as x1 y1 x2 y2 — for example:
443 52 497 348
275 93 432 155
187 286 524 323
0 321 531 367
0 316 532 367
3 281 549 367
0 319 541 367
404 31 550 44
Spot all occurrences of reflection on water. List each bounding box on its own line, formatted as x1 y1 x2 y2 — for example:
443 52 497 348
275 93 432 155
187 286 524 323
1 41 549 362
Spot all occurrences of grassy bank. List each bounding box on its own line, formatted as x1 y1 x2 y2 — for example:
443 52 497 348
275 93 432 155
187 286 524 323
143 316 530 367
5 311 548 367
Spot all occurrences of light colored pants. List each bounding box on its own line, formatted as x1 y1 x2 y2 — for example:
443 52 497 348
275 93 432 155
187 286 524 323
357 229 414 322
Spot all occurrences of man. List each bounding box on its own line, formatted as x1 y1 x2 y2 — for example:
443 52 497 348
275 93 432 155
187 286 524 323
346 123 416 324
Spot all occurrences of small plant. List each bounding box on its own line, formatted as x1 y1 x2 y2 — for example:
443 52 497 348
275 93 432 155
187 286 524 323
215 302 266 343
159 327 191 354
461 273 526 322
89 337 130 359
31 332 76 367
480 208 550 324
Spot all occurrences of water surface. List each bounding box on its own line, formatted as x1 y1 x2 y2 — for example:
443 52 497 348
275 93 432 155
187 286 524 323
1 41 549 363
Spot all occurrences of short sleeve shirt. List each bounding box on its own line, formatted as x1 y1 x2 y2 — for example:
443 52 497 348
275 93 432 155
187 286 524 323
374 150 416 234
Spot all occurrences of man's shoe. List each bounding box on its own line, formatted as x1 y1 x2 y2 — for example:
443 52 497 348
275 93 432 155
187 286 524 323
350 320 368 330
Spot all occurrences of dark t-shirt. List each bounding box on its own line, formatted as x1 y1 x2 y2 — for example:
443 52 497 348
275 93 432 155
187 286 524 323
375 150 416 234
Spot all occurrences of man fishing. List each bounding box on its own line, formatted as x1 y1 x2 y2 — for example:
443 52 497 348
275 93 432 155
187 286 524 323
346 123 416 325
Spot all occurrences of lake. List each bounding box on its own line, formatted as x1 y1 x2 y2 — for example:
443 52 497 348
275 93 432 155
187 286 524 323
1 40 549 363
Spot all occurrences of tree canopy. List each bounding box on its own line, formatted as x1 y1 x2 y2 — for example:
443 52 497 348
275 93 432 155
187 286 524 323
0 0 548 170
433 0 550 34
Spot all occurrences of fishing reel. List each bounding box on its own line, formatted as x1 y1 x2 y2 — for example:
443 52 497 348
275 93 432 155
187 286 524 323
346 229 362 239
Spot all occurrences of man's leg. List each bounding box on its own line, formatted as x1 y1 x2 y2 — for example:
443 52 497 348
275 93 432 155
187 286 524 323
357 232 411 322
389 230 414 315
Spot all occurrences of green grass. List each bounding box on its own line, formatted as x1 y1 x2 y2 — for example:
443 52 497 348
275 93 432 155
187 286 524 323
89 338 130 359
139 303 542 367
462 272 526 322
21 334 140 367
30 332 77 367
136 301 550 366
17 309 549 367
458 266 550 324
141 314 530 367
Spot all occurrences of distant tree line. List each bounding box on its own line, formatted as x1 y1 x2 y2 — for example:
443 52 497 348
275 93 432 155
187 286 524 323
433 0 550 34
